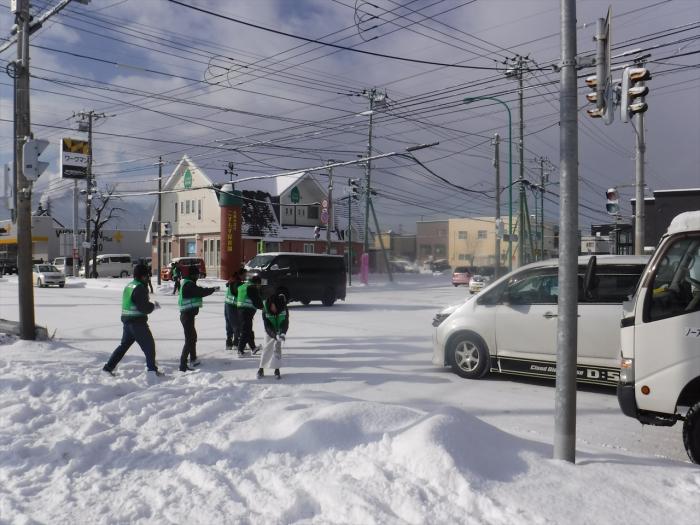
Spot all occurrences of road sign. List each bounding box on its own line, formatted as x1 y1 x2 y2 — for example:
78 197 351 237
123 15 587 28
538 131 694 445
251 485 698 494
321 209 329 224
321 199 328 209
290 186 300 203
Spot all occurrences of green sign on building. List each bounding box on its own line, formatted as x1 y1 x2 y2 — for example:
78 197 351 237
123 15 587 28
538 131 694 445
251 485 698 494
183 169 192 189
290 186 300 204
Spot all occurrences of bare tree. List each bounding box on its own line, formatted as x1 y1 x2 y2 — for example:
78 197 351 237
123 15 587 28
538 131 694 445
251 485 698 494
86 186 125 278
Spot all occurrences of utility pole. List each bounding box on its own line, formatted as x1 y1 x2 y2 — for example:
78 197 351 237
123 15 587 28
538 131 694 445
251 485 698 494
361 88 387 254
14 0 35 339
540 158 546 260
74 110 106 277
157 156 162 285
516 55 527 267
326 160 333 254
554 0 580 463
72 180 79 276
347 194 352 286
493 133 501 279
634 111 645 255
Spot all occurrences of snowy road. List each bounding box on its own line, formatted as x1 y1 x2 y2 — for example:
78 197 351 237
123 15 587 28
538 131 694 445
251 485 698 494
0 273 696 524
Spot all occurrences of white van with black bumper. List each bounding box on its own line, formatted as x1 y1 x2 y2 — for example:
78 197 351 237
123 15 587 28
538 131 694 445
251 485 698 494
433 255 648 386
617 211 700 463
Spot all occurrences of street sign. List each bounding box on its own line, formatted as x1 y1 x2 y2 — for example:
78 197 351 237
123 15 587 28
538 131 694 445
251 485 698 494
321 199 328 209
81 241 90 248
60 137 89 180
321 209 329 224
290 186 300 203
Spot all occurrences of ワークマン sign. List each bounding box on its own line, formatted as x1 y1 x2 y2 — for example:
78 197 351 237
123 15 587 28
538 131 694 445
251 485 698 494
60 138 89 179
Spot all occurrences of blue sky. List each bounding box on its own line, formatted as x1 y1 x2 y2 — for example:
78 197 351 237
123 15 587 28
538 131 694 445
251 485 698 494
1 0 699 233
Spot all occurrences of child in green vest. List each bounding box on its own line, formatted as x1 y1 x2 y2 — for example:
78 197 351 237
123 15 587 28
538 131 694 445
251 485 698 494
257 294 289 379
178 264 217 371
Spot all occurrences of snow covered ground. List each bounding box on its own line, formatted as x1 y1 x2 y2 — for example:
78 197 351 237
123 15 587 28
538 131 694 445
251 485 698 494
0 272 698 524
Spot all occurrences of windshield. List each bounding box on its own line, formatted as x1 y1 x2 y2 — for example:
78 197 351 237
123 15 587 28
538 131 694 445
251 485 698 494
246 255 275 270
37 265 58 273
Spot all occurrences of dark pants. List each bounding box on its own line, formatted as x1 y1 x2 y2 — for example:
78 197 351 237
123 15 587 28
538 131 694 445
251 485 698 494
224 303 240 344
237 308 257 353
180 310 198 370
105 319 157 372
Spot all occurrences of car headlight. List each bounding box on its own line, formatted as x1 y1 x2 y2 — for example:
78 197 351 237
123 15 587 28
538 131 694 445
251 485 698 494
432 312 451 327
619 358 634 383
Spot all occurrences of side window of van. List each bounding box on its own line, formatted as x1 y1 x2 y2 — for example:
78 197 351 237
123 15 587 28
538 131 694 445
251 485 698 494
579 264 646 304
506 269 558 305
272 256 292 271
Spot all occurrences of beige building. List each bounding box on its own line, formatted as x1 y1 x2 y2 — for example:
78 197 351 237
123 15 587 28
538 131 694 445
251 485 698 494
417 216 558 271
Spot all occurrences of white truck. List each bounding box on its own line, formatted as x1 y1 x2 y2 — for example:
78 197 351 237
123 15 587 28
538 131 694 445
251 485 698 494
617 211 700 463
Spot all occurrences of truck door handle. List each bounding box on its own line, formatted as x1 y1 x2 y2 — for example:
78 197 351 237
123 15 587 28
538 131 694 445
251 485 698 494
543 312 558 319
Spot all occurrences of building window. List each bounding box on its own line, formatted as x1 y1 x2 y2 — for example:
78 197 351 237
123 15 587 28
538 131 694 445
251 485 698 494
174 202 178 222
180 202 184 214
198 200 202 221
303 243 314 253
308 206 319 220
478 230 487 239
458 231 468 240
459 254 466 260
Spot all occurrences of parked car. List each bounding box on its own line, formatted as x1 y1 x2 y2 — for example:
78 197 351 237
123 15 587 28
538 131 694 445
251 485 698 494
432 255 649 386
79 254 132 278
451 266 473 287
431 259 451 272
390 259 419 273
246 252 346 306
53 256 80 276
161 257 206 281
33 264 66 288
0 258 18 275
468 274 489 294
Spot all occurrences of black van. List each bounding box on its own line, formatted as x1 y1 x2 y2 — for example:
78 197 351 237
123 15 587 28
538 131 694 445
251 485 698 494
245 252 346 306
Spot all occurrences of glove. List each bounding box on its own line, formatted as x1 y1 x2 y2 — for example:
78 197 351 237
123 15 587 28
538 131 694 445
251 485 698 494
153 301 161 310
278 333 286 342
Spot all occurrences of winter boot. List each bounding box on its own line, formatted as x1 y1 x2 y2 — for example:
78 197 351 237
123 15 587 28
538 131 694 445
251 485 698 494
179 365 195 372
190 358 201 367
225 338 233 350
252 345 262 355
102 366 116 377
274 369 281 380
257 368 264 379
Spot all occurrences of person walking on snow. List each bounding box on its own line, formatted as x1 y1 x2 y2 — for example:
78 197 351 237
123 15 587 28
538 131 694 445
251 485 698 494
257 293 289 379
103 263 164 378
171 262 181 295
224 267 246 350
178 264 217 372
236 274 263 357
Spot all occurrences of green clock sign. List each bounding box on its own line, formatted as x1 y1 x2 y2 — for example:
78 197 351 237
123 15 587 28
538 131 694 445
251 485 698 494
183 169 192 189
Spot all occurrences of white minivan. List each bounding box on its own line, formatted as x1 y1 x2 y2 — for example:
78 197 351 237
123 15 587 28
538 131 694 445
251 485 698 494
80 254 132 278
432 255 649 386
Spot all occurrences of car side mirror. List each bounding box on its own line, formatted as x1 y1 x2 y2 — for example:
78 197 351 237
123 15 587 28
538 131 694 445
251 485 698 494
270 264 279 271
583 255 598 300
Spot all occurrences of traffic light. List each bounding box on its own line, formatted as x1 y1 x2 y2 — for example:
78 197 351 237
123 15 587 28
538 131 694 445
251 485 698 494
585 76 614 124
313 226 321 240
163 221 171 235
605 188 619 215
349 178 360 200
257 239 264 253
22 138 50 181
621 67 651 123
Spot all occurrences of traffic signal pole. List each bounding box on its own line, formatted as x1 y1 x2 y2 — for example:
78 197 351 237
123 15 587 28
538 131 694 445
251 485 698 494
15 0 36 340
157 156 162 285
634 111 645 255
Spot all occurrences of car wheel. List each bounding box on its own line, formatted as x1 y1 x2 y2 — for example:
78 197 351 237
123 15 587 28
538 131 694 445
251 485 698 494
683 401 700 464
322 287 336 307
448 333 490 379
90 270 98 278
36 278 42 288
59 283 65 288
120 270 129 278
300 298 311 306
453 284 458 287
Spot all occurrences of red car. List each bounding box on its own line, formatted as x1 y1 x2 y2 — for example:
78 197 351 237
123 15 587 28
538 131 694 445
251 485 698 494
451 266 473 287
161 257 206 281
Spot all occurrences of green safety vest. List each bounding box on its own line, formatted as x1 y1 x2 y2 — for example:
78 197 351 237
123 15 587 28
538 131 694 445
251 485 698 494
121 280 146 318
236 282 256 309
263 302 287 332
178 278 203 312
225 283 237 305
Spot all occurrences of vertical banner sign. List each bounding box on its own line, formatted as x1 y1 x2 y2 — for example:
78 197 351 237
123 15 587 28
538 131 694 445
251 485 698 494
219 183 242 281
60 138 89 179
